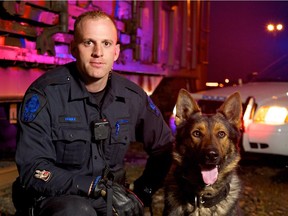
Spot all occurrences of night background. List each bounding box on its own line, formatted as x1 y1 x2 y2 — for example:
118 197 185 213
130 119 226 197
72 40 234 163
208 1 288 83
0 1 288 215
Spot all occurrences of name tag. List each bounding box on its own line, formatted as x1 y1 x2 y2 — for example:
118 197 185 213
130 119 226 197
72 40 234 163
59 115 81 123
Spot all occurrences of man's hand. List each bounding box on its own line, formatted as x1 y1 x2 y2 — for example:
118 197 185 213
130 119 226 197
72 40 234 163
112 183 144 216
89 176 106 198
90 176 144 216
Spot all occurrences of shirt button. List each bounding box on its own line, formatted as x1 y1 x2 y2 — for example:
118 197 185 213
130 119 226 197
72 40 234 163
94 156 97 160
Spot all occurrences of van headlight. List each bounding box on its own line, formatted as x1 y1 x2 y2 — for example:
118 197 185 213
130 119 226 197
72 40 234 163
254 106 288 124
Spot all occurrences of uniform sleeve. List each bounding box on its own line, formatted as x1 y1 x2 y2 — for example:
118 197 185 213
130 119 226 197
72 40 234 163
15 90 93 197
137 95 174 153
133 94 174 204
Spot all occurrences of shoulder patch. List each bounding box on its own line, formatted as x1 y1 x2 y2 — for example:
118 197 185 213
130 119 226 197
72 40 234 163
147 96 160 117
21 93 46 122
34 169 52 182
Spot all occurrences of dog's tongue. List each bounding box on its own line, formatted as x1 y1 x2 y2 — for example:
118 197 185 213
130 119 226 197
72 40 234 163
201 167 218 185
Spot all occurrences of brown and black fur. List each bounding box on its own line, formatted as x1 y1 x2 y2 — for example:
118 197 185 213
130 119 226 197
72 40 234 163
164 89 243 216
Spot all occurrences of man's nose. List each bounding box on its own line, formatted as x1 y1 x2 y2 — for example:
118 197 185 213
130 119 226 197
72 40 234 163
92 44 103 57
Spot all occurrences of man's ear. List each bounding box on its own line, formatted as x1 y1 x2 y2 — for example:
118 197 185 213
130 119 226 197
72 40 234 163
114 43 120 61
70 40 77 58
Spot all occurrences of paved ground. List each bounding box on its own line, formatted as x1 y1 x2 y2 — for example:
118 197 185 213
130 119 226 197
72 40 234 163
1 146 288 216
0 160 17 216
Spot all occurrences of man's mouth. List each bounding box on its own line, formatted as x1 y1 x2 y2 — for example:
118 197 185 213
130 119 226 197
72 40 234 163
90 61 104 67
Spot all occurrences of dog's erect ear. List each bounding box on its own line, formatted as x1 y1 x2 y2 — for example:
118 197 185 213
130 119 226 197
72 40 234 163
218 92 242 128
175 89 201 126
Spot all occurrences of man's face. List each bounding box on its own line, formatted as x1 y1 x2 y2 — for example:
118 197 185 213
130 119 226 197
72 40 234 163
71 18 120 84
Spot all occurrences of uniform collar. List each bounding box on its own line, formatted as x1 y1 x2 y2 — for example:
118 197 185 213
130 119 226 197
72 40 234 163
67 62 92 101
67 63 117 104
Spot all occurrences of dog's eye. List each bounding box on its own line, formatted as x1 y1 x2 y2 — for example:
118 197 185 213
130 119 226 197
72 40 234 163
218 131 226 138
192 130 201 137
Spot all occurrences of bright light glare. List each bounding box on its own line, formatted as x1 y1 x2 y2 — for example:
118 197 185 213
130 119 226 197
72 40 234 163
276 24 283 31
243 97 255 130
267 23 284 32
224 79 229 83
172 106 176 116
255 106 288 124
267 24 274 31
265 107 287 123
206 82 219 87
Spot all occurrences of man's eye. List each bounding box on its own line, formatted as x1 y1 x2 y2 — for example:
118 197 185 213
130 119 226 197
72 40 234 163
103 41 112 47
83 41 93 46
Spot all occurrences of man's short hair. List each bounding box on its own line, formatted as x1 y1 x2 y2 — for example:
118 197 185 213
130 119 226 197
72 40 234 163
73 10 118 41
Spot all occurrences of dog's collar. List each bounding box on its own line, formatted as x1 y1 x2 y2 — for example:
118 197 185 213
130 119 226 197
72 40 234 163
178 172 231 211
194 183 230 209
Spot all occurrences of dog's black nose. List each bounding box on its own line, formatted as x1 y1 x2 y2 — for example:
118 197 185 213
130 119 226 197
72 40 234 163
205 150 219 163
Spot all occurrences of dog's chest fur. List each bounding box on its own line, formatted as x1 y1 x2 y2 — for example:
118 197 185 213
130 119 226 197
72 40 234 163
165 172 241 216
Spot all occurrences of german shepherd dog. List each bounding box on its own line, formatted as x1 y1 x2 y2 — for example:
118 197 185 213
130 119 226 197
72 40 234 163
164 89 242 216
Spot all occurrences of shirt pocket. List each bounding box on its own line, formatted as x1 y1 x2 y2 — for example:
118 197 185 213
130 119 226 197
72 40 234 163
52 127 90 167
106 119 131 165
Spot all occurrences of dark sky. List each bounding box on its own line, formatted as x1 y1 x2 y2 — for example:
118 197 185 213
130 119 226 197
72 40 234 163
208 1 288 83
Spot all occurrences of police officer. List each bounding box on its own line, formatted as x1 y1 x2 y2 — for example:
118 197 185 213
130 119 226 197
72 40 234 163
14 10 174 216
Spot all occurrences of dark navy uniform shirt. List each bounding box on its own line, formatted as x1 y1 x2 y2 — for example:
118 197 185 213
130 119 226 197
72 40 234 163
15 62 174 197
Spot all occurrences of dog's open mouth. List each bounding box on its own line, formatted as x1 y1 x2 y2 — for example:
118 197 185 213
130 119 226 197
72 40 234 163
201 165 219 185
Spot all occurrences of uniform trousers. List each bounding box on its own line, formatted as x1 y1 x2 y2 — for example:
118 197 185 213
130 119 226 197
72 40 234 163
35 195 107 216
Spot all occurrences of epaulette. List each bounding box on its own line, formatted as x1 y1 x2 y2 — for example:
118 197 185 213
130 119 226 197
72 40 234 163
111 72 160 117
111 72 145 97
30 63 73 91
